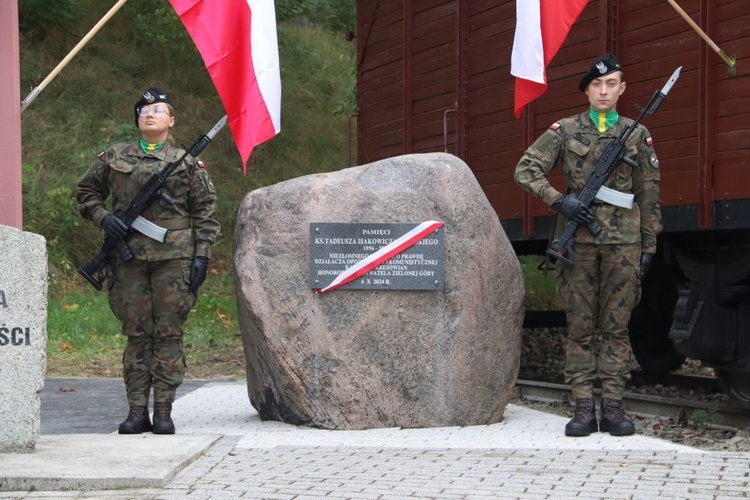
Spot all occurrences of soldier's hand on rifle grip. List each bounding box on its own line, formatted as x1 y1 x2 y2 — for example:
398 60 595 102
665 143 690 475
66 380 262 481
552 194 595 225
102 214 128 239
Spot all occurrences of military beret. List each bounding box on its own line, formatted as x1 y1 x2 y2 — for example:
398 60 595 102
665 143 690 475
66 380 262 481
578 54 623 92
133 86 172 126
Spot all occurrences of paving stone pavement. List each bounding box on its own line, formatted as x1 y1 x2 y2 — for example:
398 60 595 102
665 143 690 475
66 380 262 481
1 379 749 499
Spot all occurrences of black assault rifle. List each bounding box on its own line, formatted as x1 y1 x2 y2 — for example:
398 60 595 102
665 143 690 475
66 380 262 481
78 115 227 290
546 67 682 268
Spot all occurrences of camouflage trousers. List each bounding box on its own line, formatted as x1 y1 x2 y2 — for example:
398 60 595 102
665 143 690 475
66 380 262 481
108 257 196 406
556 243 642 400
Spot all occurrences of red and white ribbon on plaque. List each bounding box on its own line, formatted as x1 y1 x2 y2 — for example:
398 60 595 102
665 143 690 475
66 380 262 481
316 220 445 293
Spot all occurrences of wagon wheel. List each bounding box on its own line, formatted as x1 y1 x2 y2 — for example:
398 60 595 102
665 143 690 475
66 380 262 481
628 253 686 376
715 370 750 409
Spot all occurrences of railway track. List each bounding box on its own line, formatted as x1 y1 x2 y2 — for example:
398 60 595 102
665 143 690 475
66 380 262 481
514 376 750 431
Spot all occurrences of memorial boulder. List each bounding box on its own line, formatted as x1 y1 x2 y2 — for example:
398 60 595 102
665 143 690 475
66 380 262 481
233 153 524 430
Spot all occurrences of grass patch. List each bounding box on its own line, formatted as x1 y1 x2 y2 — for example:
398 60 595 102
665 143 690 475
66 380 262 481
518 255 558 310
46 270 245 380
181 272 246 380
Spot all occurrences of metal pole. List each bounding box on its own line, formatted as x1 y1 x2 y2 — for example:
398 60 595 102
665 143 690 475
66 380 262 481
21 0 129 112
666 0 736 76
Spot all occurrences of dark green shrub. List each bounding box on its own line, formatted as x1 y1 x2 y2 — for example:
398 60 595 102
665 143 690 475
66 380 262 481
18 0 79 39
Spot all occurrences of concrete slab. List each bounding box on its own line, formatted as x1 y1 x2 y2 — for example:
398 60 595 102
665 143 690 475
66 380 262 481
232 403 707 452
0 433 220 492
168 381 705 453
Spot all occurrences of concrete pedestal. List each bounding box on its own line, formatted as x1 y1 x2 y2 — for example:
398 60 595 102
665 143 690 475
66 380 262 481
0 225 47 453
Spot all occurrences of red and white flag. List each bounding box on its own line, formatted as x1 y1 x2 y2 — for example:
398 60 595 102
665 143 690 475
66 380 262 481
169 0 281 172
511 0 588 118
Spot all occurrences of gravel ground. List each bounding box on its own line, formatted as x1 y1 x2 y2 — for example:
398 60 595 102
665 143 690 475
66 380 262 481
518 327 750 451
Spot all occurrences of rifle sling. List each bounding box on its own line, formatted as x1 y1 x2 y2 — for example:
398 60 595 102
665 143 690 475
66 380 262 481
149 218 191 230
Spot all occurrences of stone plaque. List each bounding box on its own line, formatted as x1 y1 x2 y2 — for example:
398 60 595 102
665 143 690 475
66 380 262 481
310 223 444 290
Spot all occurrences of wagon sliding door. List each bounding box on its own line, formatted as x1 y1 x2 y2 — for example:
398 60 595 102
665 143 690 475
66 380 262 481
357 0 462 165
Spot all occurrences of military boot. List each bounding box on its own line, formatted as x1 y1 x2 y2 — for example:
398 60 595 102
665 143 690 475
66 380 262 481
118 406 152 434
564 398 598 436
153 402 176 434
599 398 635 436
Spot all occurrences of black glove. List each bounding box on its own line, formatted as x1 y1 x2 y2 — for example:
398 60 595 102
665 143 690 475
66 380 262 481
189 256 209 293
101 214 128 239
640 252 654 282
551 194 595 225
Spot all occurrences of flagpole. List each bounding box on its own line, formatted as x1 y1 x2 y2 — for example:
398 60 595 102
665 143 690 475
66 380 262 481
666 0 736 76
20 0 129 112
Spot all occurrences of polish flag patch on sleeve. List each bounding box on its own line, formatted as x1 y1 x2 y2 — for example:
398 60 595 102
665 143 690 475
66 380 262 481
550 122 561 130
197 160 205 169
646 136 653 146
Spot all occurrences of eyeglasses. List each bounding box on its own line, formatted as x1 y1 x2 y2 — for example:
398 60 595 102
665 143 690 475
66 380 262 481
137 105 171 117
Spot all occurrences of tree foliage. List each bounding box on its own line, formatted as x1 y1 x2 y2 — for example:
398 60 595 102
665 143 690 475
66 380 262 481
18 0 79 39
276 0 308 21
277 0 355 32
308 0 356 33
128 0 194 59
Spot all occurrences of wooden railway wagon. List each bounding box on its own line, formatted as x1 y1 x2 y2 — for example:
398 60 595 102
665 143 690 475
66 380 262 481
355 0 750 406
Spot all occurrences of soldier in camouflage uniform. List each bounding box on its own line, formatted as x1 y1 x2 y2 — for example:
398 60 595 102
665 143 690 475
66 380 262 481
514 55 662 437
76 86 220 435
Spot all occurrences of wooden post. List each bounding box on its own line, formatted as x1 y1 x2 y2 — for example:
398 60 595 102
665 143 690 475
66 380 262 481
0 0 22 229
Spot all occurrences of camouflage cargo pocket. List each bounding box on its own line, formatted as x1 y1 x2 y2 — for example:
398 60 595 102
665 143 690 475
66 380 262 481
555 262 574 311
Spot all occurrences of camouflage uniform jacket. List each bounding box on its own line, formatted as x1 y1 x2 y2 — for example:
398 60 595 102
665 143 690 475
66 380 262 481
76 143 220 260
514 111 662 253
